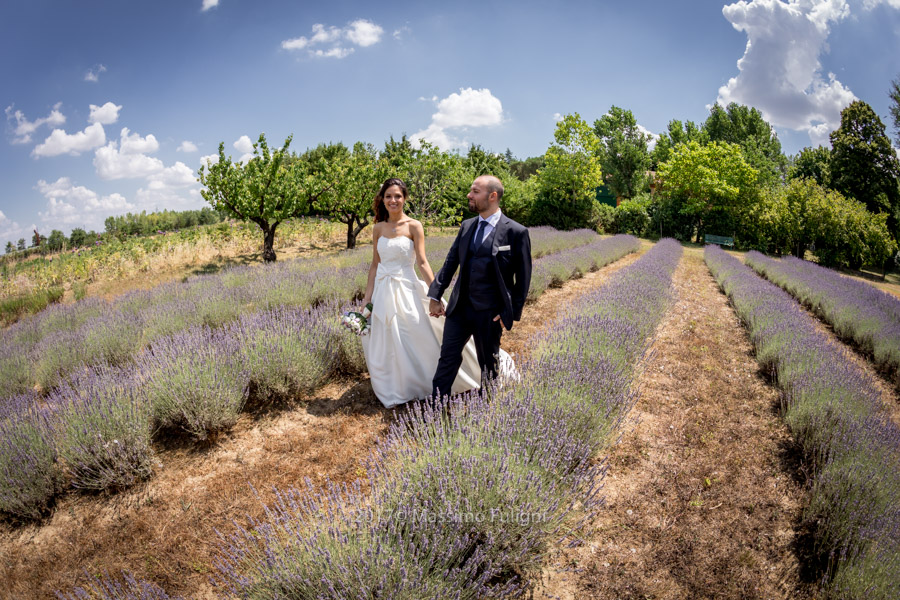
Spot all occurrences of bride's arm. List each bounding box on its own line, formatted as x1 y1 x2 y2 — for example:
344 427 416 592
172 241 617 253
362 224 382 305
411 221 435 287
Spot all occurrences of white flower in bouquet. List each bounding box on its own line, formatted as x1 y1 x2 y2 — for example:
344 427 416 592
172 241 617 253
341 302 373 336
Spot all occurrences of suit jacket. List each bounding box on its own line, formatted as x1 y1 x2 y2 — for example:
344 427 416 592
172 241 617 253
428 213 532 331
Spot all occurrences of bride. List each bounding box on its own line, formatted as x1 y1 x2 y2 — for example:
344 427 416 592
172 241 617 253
360 178 484 408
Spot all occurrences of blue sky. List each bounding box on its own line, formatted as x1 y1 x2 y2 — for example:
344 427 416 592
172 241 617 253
2 0 899 245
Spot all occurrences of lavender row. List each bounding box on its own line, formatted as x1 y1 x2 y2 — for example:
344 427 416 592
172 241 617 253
527 234 642 301
745 252 900 387
1 230 611 519
705 246 900 599
210 239 681 599
0 302 361 521
1 228 600 398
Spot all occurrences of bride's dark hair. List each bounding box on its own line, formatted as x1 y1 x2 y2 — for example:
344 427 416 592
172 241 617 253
374 178 408 223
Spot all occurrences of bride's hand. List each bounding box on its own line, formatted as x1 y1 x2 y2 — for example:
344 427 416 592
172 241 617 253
429 299 445 317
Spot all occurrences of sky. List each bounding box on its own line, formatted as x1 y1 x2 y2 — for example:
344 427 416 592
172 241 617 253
2 0 900 245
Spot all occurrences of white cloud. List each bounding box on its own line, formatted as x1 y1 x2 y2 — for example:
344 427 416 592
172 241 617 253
393 26 411 40
202 0 219 11
313 47 354 59
862 0 900 7
717 0 858 145
346 20 384 47
147 161 196 190
177 140 198 152
411 88 505 150
33 122 106 157
5 103 66 144
233 135 254 154
84 65 107 82
119 127 159 154
200 154 219 167
36 177 134 226
88 102 122 125
552 112 564 122
282 19 384 58
94 145 164 180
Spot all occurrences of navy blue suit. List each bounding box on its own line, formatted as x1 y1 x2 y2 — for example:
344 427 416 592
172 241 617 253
429 213 532 398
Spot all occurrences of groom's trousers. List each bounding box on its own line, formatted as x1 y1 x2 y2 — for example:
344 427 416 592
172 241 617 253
431 296 502 400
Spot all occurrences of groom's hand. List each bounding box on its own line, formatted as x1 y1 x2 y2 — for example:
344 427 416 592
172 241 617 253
429 299 445 317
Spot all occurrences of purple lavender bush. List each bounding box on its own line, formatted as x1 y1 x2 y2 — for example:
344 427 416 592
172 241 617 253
214 238 682 599
0 393 63 520
745 251 900 387
137 326 248 440
56 570 182 600
705 245 900 599
49 365 154 490
228 304 342 400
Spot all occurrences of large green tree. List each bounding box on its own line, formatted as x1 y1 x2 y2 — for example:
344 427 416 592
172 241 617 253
650 119 707 168
789 146 831 188
703 103 787 185
315 142 387 249
593 106 652 199
533 113 604 230
199 134 327 262
657 140 758 242
889 75 900 147
829 100 900 239
46 230 66 252
4 241 13 254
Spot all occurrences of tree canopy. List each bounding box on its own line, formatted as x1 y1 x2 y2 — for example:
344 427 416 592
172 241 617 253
593 105 652 199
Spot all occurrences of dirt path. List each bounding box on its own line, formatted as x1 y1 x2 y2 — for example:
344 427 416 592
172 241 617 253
532 247 815 600
0 248 645 600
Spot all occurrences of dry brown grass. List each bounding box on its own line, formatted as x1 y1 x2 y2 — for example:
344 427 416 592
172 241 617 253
531 247 816 600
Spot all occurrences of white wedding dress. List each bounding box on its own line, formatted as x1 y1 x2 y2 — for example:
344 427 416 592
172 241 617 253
362 235 506 408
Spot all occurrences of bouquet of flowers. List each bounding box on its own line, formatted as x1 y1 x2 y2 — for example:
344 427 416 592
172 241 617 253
341 302 373 336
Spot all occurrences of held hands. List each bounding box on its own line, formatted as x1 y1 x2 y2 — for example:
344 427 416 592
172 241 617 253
429 299 445 318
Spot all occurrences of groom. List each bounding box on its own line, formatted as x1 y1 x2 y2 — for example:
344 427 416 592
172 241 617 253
428 175 532 399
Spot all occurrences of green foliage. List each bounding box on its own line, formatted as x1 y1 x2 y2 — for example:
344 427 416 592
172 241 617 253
650 119 707 167
829 100 900 239
0 286 64 326
16 238 25 251
103 208 221 238
315 142 387 248
593 106 652 199
790 146 831 187
889 75 900 147
68 227 88 247
509 155 545 180
498 175 538 225
593 202 617 234
703 103 787 185
46 230 66 252
750 178 897 268
657 140 758 241
533 113 604 230
614 195 652 236
199 133 325 262
4 241 13 254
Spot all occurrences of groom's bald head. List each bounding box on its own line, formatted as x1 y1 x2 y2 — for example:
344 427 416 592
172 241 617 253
475 175 504 203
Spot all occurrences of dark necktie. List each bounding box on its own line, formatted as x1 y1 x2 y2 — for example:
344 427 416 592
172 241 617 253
471 219 487 251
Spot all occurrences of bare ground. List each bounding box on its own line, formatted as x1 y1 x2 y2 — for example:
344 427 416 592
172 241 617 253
531 247 816 600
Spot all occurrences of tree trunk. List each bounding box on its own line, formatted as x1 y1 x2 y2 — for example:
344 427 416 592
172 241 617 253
262 223 277 262
346 219 356 249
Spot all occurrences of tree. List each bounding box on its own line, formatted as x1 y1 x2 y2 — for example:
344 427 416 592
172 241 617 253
69 227 88 247
533 113 604 230
396 140 466 225
199 133 327 262
31 230 42 248
315 142 387 249
16 238 25 251
704 103 787 185
657 140 758 242
650 119 707 168
593 105 652 199
46 229 66 252
829 100 900 239
4 241 13 254
789 146 831 188
509 155 544 181
889 75 900 147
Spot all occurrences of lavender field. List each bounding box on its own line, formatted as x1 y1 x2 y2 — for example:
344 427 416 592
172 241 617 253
745 252 900 388
706 246 899 600
0 230 640 522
